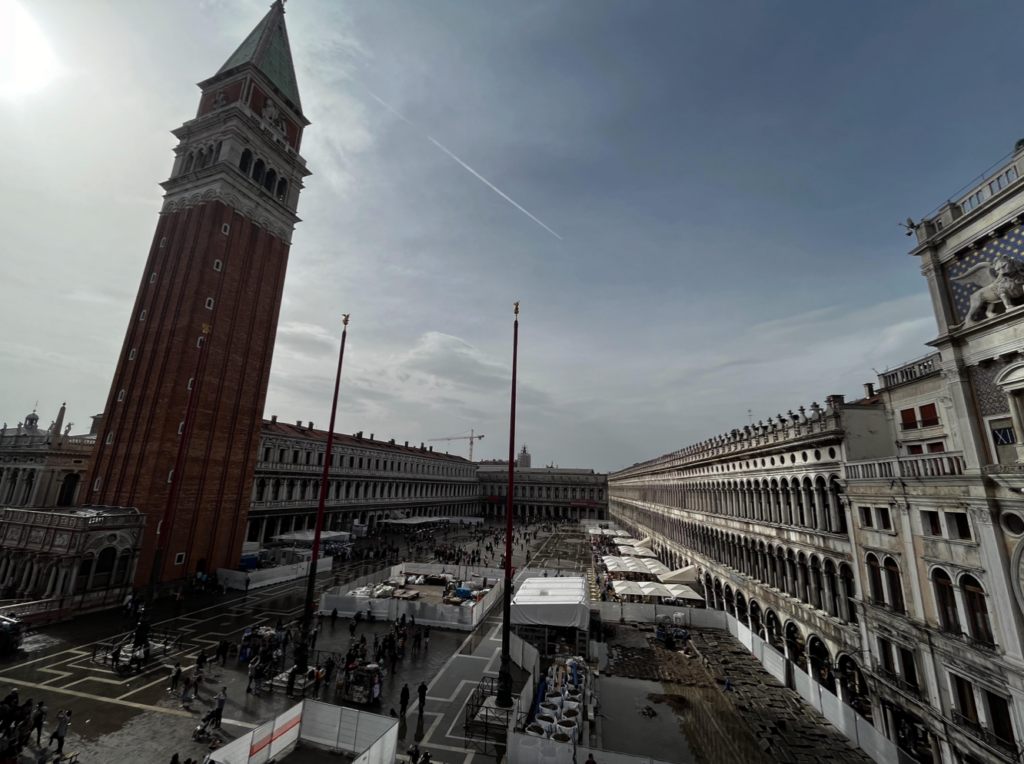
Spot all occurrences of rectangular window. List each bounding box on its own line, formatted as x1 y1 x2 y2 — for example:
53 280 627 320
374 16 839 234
174 552 186 565
922 510 942 536
318 453 324 466
898 648 918 688
278 449 285 462
878 637 895 674
305 451 312 465
859 507 873 528
907 444 924 455
953 674 979 723
877 506 892 531
359 458 363 469
919 403 939 427
263 447 271 461
985 691 1016 746
292 450 300 464
349 457 354 468
947 512 971 540
900 408 918 430
927 442 946 453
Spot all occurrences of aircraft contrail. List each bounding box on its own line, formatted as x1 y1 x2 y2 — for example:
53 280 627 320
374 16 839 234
365 90 563 241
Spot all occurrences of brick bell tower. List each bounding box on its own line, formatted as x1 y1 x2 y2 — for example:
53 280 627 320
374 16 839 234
83 0 311 585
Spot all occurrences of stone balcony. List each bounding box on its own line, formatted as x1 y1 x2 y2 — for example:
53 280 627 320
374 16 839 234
844 451 966 481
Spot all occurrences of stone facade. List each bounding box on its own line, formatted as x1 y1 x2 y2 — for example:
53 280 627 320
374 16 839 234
82 2 310 585
609 139 1024 764
246 420 481 541
0 506 144 613
0 406 96 510
478 466 607 521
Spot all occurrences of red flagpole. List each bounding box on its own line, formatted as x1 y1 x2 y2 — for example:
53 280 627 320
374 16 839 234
497 301 519 707
297 314 350 673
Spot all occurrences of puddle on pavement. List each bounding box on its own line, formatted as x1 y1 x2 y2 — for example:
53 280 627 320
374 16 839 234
599 676 696 763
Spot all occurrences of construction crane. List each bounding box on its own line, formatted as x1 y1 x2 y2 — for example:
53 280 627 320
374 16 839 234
428 429 485 461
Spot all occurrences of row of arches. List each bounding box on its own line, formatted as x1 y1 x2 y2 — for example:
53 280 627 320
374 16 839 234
181 141 223 175
614 504 858 623
239 149 288 202
702 572 871 715
0 546 133 598
613 474 847 535
484 484 602 501
253 477 477 504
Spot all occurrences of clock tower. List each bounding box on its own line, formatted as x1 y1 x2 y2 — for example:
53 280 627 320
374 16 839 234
84 0 311 585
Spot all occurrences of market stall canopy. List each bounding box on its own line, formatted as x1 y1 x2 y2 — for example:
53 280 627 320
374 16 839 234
588 528 630 537
271 530 351 543
511 576 590 630
381 516 484 526
659 566 699 584
615 545 657 558
601 556 671 578
635 537 653 549
612 580 703 600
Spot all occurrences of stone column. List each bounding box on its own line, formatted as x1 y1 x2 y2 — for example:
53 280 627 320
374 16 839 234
44 566 57 597
822 572 835 617
86 558 98 591
809 569 821 610
259 517 267 544
68 559 81 595
801 485 813 528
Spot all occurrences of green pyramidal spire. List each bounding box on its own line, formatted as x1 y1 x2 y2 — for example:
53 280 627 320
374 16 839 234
217 0 302 113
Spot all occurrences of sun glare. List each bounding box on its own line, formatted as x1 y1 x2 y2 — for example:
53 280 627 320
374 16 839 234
0 0 58 98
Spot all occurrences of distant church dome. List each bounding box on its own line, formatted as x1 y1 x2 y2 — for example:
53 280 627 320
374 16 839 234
24 411 39 429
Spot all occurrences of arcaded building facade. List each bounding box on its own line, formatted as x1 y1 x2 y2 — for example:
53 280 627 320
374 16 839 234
479 466 607 521
611 138 1024 764
246 419 481 541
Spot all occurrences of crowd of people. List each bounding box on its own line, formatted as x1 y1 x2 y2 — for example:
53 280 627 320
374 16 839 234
0 688 70 763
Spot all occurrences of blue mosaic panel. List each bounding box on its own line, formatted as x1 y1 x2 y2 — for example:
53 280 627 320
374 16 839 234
970 362 1011 417
944 225 1024 323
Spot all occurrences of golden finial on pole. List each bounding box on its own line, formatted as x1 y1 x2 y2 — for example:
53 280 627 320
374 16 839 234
343 314 350 326
514 301 519 317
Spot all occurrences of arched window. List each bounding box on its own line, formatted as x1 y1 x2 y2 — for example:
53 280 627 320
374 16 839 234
184 152 195 173
113 552 130 586
264 168 277 192
212 141 222 164
962 575 994 645
276 178 288 201
866 554 884 605
91 547 117 589
883 557 905 614
252 159 266 184
240 149 253 174
933 568 959 633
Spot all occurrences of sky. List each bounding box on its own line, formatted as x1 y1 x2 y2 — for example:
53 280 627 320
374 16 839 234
1 0 1022 473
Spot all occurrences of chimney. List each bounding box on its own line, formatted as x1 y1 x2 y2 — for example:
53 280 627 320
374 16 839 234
389 439 395 445
296 420 302 427
355 431 362 440
863 382 875 398
370 433 374 441
308 421 314 429
271 415 277 423
429 446 433 451
404 441 409 447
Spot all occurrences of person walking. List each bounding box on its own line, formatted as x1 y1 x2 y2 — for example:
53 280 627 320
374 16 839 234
170 662 182 691
331 608 338 628
180 677 193 707
400 684 410 716
31 700 47 746
244 575 251 597
48 709 70 755
246 657 259 693
195 649 208 672
214 687 227 729
417 682 427 714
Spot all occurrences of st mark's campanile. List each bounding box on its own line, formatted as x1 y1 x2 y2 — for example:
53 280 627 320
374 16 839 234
84 1 310 584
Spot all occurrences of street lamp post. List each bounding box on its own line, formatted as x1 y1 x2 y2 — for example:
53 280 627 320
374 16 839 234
294 315 350 677
496 302 519 708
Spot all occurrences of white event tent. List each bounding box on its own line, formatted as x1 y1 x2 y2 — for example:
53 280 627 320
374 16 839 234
510 576 590 630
